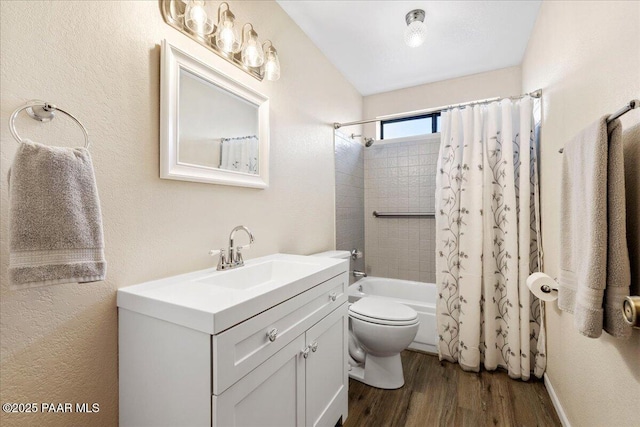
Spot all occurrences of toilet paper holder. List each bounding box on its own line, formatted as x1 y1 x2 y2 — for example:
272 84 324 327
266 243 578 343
526 272 559 302
526 273 640 329
540 282 558 294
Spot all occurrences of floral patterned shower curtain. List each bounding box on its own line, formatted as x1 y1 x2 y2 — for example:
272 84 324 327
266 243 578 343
435 96 546 379
219 135 259 174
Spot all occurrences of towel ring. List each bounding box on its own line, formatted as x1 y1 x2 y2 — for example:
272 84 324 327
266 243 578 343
9 100 90 149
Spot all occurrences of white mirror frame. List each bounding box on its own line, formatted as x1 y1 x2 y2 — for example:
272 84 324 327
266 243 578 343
160 40 270 188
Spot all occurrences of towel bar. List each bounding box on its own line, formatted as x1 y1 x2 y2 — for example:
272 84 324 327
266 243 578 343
558 99 639 153
623 296 640 328
9 100 90 149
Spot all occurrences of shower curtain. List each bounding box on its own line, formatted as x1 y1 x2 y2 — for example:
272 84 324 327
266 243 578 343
219 135 259 174
435 96 546 379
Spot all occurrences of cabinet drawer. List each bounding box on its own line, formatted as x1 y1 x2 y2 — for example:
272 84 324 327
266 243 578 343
212 272 348 394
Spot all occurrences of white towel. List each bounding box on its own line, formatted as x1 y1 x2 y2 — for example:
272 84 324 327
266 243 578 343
559 116 632 338
559 117 608 338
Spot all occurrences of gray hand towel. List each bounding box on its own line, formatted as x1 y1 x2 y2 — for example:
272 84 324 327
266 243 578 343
603 119 631 338
559 117 608 338
623 123 640 303
8 140 106 289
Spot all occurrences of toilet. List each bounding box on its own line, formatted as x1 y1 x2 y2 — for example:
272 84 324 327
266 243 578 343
312 250 420 389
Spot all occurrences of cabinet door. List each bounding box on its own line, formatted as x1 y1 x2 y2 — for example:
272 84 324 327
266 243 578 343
213 334 306 427
305 305 348 427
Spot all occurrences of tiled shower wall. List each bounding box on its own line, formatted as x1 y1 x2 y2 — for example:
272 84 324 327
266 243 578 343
334 132 365 281
364 135 440 282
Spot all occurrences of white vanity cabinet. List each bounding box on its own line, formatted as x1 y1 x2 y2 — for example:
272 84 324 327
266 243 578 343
118 254 349 427
214 307 347 427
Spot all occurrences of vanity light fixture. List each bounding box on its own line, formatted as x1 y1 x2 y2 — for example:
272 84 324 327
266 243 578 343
241 24 264 68
404 9 427 48
184 0 214 36
160 0 281 81
215 2 241 53
263 42 280 81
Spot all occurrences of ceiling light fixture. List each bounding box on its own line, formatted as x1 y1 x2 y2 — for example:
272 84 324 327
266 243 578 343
404 9 426 48
161 1 281 81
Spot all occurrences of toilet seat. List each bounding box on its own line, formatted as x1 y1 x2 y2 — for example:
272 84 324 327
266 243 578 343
349 311 419 326
349 297 419 326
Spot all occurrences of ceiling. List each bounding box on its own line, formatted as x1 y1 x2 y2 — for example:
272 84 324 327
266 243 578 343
277 1 541 96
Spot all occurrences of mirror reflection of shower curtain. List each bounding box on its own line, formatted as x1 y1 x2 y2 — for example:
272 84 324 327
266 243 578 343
219 135 259 174
435 95 545 380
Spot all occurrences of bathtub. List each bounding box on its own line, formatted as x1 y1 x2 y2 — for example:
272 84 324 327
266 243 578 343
348 276 437 354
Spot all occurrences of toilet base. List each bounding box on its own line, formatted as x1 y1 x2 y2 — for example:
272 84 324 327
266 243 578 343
348 354 405 389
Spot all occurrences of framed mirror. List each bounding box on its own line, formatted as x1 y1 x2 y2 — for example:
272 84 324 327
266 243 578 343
160 40 269 188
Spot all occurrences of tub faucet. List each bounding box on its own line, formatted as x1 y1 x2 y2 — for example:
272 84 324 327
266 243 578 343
352 270 367 278
210 225 254 270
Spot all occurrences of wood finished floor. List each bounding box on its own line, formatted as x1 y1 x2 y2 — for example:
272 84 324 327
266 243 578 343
344 350 561 427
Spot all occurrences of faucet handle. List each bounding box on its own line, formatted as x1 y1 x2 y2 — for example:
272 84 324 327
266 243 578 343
235 244 250 265
210 248 227 270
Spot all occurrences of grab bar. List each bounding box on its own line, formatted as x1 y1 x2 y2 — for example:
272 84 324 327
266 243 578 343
373 211 435 218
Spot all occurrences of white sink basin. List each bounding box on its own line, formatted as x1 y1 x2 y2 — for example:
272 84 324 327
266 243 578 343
117 253 348 334
196 259 324 290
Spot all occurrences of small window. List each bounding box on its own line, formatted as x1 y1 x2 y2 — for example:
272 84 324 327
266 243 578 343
380 112 441 140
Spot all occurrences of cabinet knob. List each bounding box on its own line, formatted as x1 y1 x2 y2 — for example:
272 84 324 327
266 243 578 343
311 341 318 352
329 292 337 302
267 328 278 342
301 345 310 359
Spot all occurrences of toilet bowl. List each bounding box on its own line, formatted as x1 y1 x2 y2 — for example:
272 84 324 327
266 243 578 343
311 250 419 389
348 297 419 389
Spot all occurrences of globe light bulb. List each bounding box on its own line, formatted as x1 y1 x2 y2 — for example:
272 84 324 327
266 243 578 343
215 9 240 53
184 1 214 36
242 31 264 68
264 46 280 81
190 5 206 25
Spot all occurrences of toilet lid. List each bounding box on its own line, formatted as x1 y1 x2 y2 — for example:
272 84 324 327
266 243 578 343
349 297 418 322
349 310 419 326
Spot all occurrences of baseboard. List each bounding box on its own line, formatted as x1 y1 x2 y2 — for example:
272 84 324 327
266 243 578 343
543 373 571 427
407 342 437 354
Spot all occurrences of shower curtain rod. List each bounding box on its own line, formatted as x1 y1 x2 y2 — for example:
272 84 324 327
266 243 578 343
333 89 542 129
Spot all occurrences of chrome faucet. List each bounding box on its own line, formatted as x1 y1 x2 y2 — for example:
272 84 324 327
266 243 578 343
352 270 367 278
209 225 255 270
228 225 254 266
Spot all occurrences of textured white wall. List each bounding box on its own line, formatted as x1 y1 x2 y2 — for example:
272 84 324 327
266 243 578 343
0 1 361 425
522 1 640 426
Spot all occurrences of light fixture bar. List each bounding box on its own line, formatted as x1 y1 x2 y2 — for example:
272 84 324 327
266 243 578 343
160 0 280 81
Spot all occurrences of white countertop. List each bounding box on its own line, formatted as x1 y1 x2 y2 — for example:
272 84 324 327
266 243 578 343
117 253 348 334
